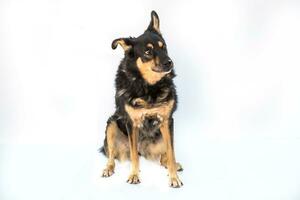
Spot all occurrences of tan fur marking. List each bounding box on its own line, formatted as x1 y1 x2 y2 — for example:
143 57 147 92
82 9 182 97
147 139 166 159
158 41 163 48
102 121 118 177
106 121 117 164
132 98 148 107
152 15 160 34
127 126 140 184
160 153 183 171
125 99 144 184
128 127 139 168
116 40 131 51
103 121 130 166
115 129 129 161
147 43 154 48
125 99 174 125
160 120 183 187
136 57 169 85
138 138 165 160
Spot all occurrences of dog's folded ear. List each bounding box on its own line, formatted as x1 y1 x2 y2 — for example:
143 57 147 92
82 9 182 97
112 37 134 51
146 10 161 34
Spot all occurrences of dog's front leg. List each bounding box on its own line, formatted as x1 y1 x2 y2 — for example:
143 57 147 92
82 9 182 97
125 104 145 184
160 119 183 188
127 123 140 184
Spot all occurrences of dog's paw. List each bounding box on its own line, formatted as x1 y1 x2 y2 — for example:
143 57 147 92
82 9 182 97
161 162 183 172
169 176 183 188
102 166 114 177
127 174 140 184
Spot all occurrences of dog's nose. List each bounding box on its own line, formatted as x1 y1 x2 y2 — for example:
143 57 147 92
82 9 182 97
163 59 173 69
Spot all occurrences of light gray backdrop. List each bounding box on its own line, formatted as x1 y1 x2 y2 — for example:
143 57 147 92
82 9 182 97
1 0 300 199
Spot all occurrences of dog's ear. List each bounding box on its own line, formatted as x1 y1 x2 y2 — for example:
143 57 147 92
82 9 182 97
111 37 134 51
146 10 161 34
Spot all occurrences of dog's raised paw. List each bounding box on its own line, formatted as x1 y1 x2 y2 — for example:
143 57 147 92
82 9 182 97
127 174 140 184
102 167 114 177
169 177 183 188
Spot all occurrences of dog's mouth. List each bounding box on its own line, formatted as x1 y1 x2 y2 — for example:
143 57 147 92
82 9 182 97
151 66 172 74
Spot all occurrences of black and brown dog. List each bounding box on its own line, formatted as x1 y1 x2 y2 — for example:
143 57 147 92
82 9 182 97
100 11 183 188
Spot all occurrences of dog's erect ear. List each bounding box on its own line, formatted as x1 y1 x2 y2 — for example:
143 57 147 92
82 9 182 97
146 11 161 34
111 37 134 51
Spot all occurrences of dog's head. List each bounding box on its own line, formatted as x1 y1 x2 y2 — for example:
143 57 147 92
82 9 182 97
112 11 174 85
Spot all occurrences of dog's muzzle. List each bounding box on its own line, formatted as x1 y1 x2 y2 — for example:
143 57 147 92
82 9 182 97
152 59 173 73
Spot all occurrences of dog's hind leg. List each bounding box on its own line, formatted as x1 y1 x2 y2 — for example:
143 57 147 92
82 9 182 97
102 120 118 177
160 153 183 171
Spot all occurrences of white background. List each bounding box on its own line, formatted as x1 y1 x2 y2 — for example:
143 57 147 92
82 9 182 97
1 0 300 199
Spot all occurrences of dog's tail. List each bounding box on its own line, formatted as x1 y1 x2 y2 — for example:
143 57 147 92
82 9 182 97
98 137 108 157
98 145 106 156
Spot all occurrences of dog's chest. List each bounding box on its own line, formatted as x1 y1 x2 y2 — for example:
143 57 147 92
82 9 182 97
119 83 174 129
137 86 170 105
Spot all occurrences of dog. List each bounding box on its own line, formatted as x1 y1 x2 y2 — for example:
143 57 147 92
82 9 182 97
100 11 183 188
